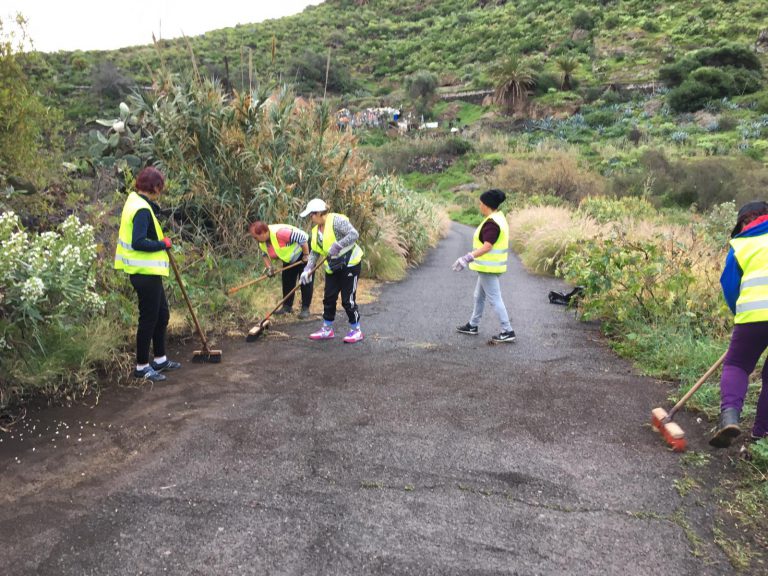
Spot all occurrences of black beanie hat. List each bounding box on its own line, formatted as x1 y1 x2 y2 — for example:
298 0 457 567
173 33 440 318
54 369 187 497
731 200 768 237
480 189 506 210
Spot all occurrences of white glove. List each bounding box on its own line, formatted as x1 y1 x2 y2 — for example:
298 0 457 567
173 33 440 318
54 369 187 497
300 268 313 285
452 252 474 272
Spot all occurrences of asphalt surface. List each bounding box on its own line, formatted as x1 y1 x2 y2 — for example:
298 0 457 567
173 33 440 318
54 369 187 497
0 223 735 575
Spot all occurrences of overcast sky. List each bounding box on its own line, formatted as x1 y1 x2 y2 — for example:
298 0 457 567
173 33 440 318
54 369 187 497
4 0 325 53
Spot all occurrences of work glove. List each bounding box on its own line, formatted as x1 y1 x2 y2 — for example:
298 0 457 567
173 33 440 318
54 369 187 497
265 266 276 278
328 242 342 257
161 237 172 250
300 268 313 285
452 252 474 272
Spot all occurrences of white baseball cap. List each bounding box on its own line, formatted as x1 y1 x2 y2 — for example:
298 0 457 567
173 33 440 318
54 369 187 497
299 198 328 217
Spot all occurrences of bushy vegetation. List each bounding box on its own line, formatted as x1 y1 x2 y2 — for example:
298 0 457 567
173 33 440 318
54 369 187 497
18 1 768 124
0 212 116 407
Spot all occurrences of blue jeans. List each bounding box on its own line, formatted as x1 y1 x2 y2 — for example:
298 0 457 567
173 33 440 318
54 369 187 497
469 273 512 332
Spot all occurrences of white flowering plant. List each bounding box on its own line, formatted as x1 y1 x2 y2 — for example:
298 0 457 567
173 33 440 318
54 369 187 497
0 210 104 365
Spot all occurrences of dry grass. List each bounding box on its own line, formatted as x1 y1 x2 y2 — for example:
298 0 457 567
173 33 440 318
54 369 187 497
492 150 606 202
508 206 601 274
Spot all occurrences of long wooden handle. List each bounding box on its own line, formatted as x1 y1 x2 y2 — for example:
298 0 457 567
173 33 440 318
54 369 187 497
227 260 303 295
168 250 209 352
668 351 728 418
260 257 326 326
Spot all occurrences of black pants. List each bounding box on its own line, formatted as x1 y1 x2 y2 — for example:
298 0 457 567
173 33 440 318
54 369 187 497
130 274 169 364
323 263 361 324
282 261 313 310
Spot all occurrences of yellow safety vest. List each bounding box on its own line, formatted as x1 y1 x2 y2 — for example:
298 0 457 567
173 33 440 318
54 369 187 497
731 232 768 324
469 211 509 274
311 213 364 274
114 192 169 276
259 224 303 263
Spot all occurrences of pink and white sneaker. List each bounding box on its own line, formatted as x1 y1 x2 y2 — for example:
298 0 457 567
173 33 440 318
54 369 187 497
309 324 335 340
343 328 364 344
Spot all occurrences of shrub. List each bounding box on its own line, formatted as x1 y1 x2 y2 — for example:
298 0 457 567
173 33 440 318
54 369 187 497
577 196 656 223
571 8 596 31
492 151 605 203
584 110 618 127
668 79 719 113
0 212 109 408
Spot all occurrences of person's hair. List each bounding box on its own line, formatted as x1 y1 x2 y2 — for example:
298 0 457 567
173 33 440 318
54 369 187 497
732 202 768 237
135 166 165 194
249 221 269 236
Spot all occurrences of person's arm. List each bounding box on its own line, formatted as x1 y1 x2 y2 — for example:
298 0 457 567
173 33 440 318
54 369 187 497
305 236 321 270
332 217 359 252
720 248 742 315
131 209 166 252
465 221 500 259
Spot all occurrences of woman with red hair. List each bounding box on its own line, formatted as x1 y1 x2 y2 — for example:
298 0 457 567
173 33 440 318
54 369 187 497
115 166 181 382
249 220 312 318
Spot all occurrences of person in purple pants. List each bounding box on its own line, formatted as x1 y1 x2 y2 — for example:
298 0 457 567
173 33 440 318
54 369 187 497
710 200 768 447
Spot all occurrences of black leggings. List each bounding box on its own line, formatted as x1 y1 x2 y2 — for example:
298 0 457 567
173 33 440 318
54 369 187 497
281 261 313 309
323 263 361 324
129 274 169 364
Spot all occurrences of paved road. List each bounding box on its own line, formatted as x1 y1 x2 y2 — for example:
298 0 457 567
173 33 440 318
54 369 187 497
0 224 733 575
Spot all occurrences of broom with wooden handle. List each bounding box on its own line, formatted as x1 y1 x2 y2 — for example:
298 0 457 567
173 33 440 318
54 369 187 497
246 256 326 342
651 351 727 452
168 251 222 363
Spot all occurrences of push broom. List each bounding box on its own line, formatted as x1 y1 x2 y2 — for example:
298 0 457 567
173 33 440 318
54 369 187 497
651 351 727 452
226 260 303 296
246 256 326 342
168 251 223 363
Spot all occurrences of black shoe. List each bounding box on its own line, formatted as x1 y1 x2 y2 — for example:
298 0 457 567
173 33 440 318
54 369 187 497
273 306 292 316
151 359 181 372
709 408 741 448
298 307 311 320
133 366 167 382
456 323 478 335
492 330 516 343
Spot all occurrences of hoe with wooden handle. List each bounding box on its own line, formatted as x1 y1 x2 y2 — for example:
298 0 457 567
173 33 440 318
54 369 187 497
651 351 727 452
226 260 303 296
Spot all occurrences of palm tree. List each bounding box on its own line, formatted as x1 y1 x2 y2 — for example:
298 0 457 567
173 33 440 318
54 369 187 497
491 55 536 114
555 55 579 91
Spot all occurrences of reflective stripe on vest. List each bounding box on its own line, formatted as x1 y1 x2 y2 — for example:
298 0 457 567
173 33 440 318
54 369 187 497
731 233 768 323
114 192 169 276
259 224 303 263
469 211 509 274
311 213 364 274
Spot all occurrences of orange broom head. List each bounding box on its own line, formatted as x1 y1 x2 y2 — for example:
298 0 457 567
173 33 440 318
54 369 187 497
651 407 669 431
661 421 687 452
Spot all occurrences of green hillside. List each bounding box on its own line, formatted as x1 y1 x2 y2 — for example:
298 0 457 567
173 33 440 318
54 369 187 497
21 0 768 119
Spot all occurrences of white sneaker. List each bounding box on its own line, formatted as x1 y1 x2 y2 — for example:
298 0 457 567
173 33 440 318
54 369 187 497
343 328 363 344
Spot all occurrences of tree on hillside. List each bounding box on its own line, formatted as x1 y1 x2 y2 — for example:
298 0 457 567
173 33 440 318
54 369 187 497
91 60 134 105
491 55 536 114
406 70 438 119
555 55 579 91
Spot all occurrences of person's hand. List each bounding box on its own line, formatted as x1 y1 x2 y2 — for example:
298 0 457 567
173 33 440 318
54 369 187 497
301 253 309 264
162 237 172 250
300 268 313 285
451 252 474 272
328 242 342 257
265 266 276 278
